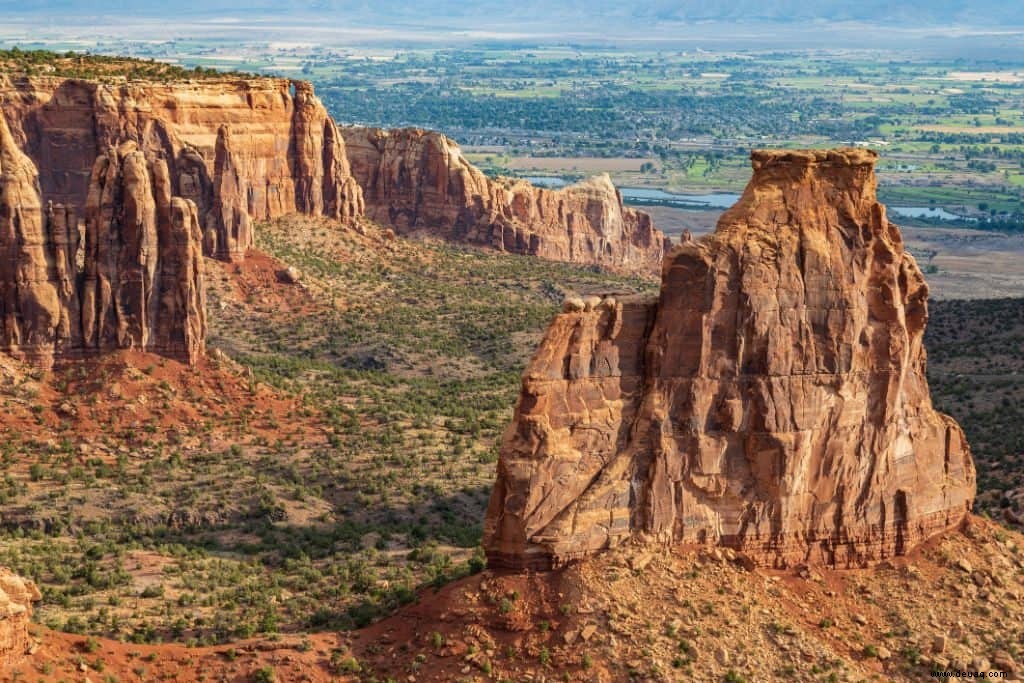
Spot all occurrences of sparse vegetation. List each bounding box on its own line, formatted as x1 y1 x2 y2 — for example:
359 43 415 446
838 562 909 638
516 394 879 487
0 215 653 644
0 47 255 81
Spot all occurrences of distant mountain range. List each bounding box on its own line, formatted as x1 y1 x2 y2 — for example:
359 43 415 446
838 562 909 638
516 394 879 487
3 0 1023 26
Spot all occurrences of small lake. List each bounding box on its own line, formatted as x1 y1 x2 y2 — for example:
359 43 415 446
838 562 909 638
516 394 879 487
887 206 972 222
620 187 740 208
522 176 568 188
522 177 741 209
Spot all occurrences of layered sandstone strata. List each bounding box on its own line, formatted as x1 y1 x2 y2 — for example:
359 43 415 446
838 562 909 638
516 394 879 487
0 101 61 365
0 568 40 672
2 74 662 273
485 149 977 569
83 142 207 364
0 75 364 262
0 108 206 369
342 127 669 274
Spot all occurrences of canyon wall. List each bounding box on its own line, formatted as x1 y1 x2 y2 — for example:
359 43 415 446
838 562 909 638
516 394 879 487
342 127 669 275
0 72 668 370
0 111 206 368
484 148 976 570
1 75 663 275
0 568 40 673
0 75 364 262
0 74 367 367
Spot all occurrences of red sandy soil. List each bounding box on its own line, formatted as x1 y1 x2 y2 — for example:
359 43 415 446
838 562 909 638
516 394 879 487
12 515 1023 683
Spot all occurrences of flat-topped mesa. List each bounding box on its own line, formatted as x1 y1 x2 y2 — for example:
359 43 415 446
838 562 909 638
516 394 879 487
721 148 882 238
484 148 976 570
341 126 669 275
0 76 365 263
0 567 40 672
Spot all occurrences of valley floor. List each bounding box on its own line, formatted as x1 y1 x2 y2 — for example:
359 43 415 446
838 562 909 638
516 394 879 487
15 515 1024 682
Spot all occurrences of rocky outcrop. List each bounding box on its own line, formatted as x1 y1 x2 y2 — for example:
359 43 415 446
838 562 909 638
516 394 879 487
0 114 206 368
0 568 40 672
0 108 63 366
2 74 662 273
291 82 365 223
82 142 206 364
485 148 976 570
342 127 668 275
0 75 364 263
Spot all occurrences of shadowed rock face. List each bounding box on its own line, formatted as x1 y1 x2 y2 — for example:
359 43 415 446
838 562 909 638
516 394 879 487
0 568 40 672
0 114 206 368
0 75 364 263
342 127 669 275
485 149 976 570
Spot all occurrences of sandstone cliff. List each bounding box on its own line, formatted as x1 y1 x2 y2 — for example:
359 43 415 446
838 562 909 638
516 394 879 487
83 142 207 364
0 568 40 672
0 75 364 262
342 127 669 274
0 106 206 369
2 75 660 273
484 148 976 569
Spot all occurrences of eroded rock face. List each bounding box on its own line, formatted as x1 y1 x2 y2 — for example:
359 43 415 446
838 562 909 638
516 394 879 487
0 568 40 672
291 81 365 223
485 149 976 570
0 112 67 366
342 127 669 275
83 143 207 364
0 127 206 368
0 75 365 262
2 75 661 272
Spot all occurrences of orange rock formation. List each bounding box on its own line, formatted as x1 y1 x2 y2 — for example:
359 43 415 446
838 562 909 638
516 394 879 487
0 75 365 262
0 568 40 672
485 149 976 569
342 127 669 274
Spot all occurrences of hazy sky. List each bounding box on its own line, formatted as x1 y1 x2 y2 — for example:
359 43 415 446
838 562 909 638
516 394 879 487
2 0 1022 25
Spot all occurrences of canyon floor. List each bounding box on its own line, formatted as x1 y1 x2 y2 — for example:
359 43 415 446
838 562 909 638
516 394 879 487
0 214 1022 682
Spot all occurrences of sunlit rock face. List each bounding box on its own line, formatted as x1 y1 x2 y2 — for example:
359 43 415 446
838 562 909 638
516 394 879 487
0 75 364 262
485 149 976 570
342 126 669 275
0 567 40 672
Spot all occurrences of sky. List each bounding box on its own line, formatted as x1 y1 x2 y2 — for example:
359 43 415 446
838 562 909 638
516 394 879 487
2 0 1023 25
